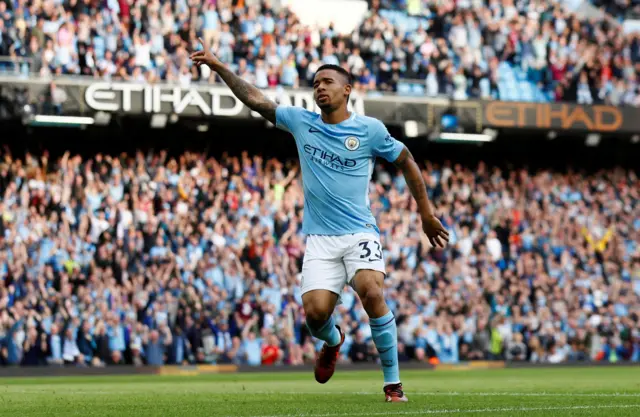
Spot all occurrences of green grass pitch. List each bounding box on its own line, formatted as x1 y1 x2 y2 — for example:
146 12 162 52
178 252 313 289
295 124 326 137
1 367 639 416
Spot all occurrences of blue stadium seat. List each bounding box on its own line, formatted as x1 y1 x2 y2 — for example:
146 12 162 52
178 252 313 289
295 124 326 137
411 83 425 95
93 36 106 60
518 82 533 101
397 82 412 95
498 84 509 100
379 9 430 34
480 78 491 98
514 67 528 82
496 63 550 102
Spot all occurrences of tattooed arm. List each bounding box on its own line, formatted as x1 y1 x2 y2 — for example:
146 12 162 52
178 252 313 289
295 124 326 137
393 146 449 248
190 37 277 124
211 64 277 125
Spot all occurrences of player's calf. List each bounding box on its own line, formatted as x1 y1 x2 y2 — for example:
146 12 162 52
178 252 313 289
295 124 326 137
302 290 344 384
312 324 345 384
353 270 405 398
303 290 341 346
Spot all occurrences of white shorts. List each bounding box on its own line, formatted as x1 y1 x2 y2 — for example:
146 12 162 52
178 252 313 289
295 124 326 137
301 233 386 298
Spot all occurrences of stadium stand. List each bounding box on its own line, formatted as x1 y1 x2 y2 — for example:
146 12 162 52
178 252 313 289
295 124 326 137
0 0 638 105
0 139 638 367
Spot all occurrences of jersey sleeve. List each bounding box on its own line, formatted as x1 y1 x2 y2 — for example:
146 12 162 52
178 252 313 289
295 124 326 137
370 120 404 162
275 106 305 134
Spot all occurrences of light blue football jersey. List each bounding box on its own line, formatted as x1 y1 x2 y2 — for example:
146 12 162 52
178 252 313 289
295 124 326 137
276 106 405 236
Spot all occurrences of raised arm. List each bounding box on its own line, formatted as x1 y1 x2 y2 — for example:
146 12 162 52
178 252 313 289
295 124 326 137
393 147 450 248
190 38 277 124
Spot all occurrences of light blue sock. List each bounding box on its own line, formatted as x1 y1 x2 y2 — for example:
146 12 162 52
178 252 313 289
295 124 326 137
306 315 341 347
370 310 400 386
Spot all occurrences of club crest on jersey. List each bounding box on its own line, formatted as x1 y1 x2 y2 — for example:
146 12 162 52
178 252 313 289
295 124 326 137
344 136 360 151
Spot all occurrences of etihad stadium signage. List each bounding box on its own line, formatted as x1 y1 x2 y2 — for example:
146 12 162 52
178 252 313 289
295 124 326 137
0 76 636 134
82 82 367 117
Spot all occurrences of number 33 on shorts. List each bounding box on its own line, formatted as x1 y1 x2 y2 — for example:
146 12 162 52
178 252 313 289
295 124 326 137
346 235 386 279
300 234 387 297
357 240 383 262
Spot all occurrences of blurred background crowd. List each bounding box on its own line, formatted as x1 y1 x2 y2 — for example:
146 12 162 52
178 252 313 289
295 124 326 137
0 145 638 367
0 0 639 104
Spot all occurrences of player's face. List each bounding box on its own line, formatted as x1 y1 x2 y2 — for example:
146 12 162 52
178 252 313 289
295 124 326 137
313 70 351 112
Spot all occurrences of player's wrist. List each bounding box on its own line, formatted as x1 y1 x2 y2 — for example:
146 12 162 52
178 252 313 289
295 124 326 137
209 60 225 72
420 212 436 222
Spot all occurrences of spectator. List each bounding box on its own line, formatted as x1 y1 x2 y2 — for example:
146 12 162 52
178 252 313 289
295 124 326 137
77 321 95 366
349 330 370 363
144 327 173 366
261 334 282 366
62 328 81 365
241 316 263 367
505 333 527 362
47 323 63 366
22 329 47 367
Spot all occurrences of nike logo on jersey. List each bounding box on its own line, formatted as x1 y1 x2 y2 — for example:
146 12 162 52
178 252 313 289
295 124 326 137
309 127 322 133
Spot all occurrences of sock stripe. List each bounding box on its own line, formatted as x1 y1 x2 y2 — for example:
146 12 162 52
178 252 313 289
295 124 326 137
370 316 395 328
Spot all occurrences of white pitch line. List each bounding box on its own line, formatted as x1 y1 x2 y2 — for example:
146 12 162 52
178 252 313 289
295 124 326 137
255 391 640 398
250 404 640 417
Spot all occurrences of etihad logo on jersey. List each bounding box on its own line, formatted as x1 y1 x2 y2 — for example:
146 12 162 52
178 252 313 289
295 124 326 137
303 145 356 171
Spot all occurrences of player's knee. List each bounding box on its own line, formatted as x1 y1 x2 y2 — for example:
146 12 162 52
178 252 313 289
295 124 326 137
304 302 332 326
353 270 385 311
358 284 385 311
302 291 336 325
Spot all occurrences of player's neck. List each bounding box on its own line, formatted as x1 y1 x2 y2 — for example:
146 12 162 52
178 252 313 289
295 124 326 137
320 108 351 125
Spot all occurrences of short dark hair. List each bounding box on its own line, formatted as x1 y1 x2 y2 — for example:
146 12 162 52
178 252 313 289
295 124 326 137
314 64 352 85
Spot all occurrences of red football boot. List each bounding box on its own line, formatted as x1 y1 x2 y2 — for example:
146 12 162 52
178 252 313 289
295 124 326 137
384 383 409 402
313 326 345 384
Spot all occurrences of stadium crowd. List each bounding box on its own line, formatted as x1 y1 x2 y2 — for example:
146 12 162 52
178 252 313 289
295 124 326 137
0 0 639 105
0 145 638 368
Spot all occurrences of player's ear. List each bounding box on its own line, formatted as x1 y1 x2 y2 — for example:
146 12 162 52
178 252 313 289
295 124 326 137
344 83 352 97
